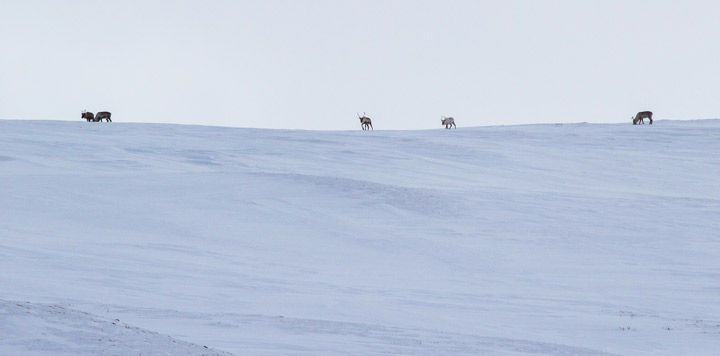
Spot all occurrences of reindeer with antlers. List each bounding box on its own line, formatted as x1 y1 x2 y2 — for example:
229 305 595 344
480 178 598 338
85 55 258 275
81 110 112 122
358 112 373 130
81 110 96 122
632 111 653 125
441 115 456 129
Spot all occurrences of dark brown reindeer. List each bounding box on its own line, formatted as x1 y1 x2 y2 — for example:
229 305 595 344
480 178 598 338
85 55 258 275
95 111 112 122
441 115 456 129
632 111 653 125
358 112 373 130
81 110 112 122
81 110 95 122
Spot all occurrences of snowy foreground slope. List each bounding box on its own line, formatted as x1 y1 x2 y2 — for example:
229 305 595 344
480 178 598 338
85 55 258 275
1 119 719 355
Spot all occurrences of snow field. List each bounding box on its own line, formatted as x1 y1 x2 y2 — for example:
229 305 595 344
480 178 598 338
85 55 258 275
1 119 719 355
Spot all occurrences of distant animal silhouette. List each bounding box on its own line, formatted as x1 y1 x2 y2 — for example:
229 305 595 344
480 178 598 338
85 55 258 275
632 111 652 125
95 111 112 122
358 112 373 130
81 110 112 122
81 110 95 122
441 115 456 129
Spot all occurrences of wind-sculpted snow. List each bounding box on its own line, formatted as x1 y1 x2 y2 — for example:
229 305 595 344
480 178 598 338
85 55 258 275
1 119 719 355
0 300 232 356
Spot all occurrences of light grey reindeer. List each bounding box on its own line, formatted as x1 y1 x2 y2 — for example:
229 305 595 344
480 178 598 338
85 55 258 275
441 115 456 129
358 112 373 130
632 111 652 125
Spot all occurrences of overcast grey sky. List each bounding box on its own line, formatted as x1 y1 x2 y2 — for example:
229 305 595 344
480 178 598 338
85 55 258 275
1 0 719 130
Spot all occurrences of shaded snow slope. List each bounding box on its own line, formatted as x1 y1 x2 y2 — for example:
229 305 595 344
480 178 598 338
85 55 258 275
0 299 231 356
1 119 719 355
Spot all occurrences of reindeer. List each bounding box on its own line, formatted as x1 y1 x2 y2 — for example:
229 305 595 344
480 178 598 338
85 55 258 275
81 110 95 122
95 111 112 122
441 115 456 129
358 112 373 130
632 111 653 125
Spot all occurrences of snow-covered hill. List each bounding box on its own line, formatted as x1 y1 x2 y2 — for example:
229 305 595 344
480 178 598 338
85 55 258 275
1 119 719 355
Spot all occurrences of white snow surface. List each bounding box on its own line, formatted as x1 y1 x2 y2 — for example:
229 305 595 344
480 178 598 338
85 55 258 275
1 119 719 355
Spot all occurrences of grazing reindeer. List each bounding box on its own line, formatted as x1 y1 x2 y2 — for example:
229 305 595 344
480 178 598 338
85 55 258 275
358 112 373 130
632 111 653 125
441 115 456 129
95 111 112 122
81 110 95 122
